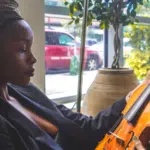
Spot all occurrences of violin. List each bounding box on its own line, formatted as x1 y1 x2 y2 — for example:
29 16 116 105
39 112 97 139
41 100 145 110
96 80 150 150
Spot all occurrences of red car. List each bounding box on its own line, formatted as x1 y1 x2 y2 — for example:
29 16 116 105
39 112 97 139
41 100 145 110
45 29 103 71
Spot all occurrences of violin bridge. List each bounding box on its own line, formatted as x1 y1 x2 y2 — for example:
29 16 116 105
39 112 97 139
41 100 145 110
109 131 125 146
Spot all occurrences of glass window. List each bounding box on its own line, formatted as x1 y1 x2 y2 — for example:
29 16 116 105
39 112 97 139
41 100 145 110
44 15 104 107
58 33 74 46
45 0 58 6
44 1 150 109
45 32 59 45
45 0 73 6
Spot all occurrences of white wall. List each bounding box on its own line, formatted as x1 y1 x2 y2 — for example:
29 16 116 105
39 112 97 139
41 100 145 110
18 0 45 91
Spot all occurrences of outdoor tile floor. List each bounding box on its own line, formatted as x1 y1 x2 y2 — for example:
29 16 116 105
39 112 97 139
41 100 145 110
45 70 97 105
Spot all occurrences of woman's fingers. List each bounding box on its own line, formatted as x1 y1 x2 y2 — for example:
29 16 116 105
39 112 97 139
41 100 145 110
133 136 146 150
126 79 150 103
125 91 132 102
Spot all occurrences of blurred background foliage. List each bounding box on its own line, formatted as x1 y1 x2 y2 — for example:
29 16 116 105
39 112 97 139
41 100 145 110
136 0 150 17
124 24 150 80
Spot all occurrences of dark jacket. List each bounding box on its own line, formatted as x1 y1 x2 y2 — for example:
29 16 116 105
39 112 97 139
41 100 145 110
0 83 126 150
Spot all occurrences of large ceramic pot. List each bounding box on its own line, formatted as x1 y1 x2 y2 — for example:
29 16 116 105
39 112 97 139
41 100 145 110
82 68 138 116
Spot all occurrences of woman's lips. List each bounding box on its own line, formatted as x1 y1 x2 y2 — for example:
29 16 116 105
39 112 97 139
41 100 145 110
25 69 35 77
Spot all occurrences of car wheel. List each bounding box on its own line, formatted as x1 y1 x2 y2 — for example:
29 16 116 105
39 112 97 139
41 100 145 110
86 57 99 70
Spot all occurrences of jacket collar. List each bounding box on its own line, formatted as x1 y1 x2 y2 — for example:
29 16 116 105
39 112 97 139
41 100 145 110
0 85 63 150
6 83 91 143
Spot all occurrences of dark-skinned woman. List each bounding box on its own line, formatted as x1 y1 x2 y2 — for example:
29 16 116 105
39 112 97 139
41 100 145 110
0 0 146 150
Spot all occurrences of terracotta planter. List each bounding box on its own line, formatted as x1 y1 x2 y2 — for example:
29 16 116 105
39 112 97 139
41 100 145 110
82 68 138 116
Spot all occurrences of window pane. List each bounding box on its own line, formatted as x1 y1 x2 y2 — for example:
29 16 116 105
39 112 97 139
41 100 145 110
45 14 104 107
58 34 74 45
45 0 73 6
46 32 59 45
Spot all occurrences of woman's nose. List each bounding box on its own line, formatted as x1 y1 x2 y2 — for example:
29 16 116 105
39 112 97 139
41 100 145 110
31 54 37 64
28 52 37 64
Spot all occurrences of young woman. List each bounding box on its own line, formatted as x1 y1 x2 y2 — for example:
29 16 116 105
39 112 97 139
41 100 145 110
0 0 145 149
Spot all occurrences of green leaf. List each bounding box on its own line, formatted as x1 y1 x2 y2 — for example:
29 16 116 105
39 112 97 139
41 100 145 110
127 3 132 15
77 2 83 11
137 0 143 5
135 19 139 23
131 10 136 17
99 22 105 29
96 16 101 21
123 20 131 26
68 20 74 25
69 2 75 14
64 1 69 6
79 13 83 18
69 13 73 18
75 18 80 24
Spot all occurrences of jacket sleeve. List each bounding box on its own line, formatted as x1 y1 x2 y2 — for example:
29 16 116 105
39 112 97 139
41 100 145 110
0 115 15 150
56 97 126 142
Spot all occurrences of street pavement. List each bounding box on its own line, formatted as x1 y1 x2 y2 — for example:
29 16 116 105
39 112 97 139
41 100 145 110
45 70 98 104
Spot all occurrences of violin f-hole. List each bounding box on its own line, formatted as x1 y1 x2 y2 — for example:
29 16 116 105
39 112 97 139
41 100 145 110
125 131 134 150
116 138 125 147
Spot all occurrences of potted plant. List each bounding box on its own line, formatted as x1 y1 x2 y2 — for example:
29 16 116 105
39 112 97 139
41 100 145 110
65 0 147 68
64 0 145 116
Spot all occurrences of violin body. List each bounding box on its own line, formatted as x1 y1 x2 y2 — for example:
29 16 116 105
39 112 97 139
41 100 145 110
96 81 150 150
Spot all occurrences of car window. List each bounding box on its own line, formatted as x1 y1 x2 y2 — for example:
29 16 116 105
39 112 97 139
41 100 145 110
58 33 74 46
45 32 59 45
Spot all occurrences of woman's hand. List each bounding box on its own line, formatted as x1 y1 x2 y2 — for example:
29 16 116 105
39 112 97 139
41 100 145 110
133 136 146 150
125 91 133 102
125 79 150 103
125 89 136 102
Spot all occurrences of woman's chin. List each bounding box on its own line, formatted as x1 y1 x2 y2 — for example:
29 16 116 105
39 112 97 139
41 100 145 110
9 79 30 86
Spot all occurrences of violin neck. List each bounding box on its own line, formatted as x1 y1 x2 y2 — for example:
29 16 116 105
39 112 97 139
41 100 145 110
109 83 150 133
125 84 150 125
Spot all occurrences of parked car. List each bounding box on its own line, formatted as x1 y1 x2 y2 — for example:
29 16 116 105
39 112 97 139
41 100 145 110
86 42 104 60
45 29 103 71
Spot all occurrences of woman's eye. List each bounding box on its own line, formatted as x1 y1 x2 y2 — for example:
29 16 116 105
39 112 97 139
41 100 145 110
20 48 26 53
20 45 27 53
